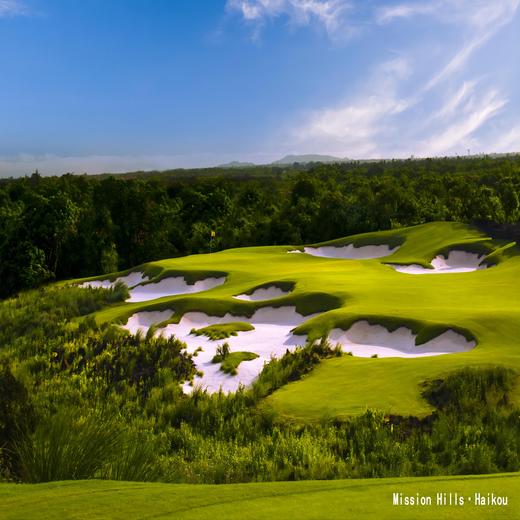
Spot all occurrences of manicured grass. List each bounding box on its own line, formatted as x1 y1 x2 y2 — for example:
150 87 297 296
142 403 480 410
1 473 519 519
191 322 255 340
70 222 520 419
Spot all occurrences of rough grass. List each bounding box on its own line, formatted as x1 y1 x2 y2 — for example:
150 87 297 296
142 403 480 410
69 221 520 419
1 473 519 519
191 322 255 340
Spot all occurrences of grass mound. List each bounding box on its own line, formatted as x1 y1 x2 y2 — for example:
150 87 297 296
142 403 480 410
191 322 255 340
220 351 259 375
211 343 259 375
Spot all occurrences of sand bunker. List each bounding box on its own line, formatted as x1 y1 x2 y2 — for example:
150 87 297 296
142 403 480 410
124 310 173 335
121 306 311 393
79 271 149 289
303 244 399 259
388 251 486 274
234 286 290 301
80 273 225 302
127 276 226 303
328 321 475 358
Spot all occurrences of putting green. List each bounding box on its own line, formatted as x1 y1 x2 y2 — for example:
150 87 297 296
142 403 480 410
72 221 520 419
1 473 518 519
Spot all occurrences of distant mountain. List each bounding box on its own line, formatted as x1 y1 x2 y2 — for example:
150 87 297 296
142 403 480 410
272 154 347 165
218 161 256 168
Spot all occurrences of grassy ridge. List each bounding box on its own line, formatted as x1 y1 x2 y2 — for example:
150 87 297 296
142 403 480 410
1 473 519 519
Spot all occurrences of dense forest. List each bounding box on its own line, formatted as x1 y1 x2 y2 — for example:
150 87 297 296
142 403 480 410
1 155 520 297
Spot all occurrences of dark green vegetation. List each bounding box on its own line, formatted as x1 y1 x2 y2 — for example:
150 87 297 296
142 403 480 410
2 155 520 297
1 473 519 519
191 322 255 340
1 287 519 485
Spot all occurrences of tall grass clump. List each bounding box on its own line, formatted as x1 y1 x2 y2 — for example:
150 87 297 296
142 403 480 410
102 431 162 482
13 410 121 483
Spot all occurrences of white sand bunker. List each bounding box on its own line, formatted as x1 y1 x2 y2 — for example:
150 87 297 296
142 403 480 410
79 271 149 289
303 244 399 259
328 321 475 358
121 306 311 393
124 310 173 335
126 276 226 302
388 251 486 274
234 285 290 301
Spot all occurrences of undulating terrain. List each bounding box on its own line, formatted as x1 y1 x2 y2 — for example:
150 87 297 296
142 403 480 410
76 221 520 418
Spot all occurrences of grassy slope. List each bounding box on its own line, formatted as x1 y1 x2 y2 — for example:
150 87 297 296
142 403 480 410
1 474 519 519
70 221 520 419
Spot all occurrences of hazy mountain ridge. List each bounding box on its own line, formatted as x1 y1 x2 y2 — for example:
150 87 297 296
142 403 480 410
272 154 349 165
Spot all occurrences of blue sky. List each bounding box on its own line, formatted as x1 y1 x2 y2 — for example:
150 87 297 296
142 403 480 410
0 0 519 175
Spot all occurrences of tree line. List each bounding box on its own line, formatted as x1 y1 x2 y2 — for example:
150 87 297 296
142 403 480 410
1 155 519 297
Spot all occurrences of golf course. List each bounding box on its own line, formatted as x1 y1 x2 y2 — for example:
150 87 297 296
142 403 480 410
74 221 520 418
2 0 520 515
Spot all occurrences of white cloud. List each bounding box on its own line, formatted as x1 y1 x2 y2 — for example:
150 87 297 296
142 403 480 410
379 1 519 92
375 2 436 24
433 80 478 121
289 0 518 158
422 33 493 92
0 0 28 16
226 0 353 38
294 57 415 156
421 89 507 156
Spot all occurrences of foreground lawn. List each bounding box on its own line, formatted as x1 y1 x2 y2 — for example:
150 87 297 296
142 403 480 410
1 473 518 519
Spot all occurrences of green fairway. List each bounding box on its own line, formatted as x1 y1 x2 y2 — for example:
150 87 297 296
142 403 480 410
72 221 520 419
1 473 519 519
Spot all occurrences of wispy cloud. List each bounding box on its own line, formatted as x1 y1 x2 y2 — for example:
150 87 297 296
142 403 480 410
379 1 519 92
433 80 478 121
0 0 28 17
226 0 354 39
422 33 491 92
376 0 520 28
421 89 507 156
375 2 436 24
293 57 414 156
290 0 519 158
